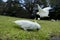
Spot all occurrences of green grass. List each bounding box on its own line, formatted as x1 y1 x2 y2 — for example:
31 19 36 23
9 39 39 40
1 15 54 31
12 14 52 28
0 15 60 40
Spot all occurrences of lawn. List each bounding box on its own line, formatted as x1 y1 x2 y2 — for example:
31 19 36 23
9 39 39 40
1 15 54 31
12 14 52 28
0 15 60 40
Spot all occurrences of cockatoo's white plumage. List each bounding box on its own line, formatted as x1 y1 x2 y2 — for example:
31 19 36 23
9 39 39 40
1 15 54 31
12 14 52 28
37 4 52 17
14 20 41 31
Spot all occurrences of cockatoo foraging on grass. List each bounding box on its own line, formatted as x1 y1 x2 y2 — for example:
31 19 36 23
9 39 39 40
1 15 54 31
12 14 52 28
37 4 52 18
14 20 41 31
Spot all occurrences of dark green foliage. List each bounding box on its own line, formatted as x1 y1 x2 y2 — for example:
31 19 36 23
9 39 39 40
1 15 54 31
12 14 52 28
0 0 60 19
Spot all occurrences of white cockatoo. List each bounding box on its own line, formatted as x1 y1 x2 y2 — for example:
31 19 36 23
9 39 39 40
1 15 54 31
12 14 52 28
37 4 52 17
14 20 41 31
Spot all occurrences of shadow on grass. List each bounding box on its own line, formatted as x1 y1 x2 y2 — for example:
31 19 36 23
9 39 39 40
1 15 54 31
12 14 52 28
13 25 23 30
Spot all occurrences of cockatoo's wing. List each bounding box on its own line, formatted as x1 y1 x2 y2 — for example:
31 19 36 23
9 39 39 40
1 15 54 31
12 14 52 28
37 4 46 13
42 7 52 11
